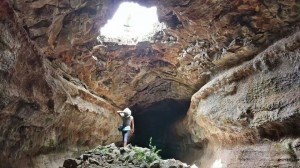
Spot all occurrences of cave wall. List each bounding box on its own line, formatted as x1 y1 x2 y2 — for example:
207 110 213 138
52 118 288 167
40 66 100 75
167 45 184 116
0 2 120 167
178 31 300 167
4 0 299 110
1 0 300 167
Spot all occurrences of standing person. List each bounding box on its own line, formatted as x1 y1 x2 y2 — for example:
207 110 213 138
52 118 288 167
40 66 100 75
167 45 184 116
117 108 135 147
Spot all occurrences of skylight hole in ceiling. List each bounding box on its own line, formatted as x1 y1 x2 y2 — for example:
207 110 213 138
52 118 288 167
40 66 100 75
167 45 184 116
98 2 165 45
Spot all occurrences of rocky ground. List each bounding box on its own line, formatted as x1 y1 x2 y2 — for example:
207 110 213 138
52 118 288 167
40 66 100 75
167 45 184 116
61 143 196 168
1 0 300 167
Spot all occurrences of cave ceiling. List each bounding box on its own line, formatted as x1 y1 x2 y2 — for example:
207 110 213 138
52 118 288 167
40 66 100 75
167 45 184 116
6 0 300 108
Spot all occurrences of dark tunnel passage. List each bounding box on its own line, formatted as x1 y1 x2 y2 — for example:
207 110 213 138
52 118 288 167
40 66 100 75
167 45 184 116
130 99 205 164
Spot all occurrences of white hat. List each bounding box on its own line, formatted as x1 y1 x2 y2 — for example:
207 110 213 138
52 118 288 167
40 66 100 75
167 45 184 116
117 107 131 116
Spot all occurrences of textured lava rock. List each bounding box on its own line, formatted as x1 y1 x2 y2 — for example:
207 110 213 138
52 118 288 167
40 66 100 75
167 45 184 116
0 2 121 167
61 143 192 168
5 0 300 109
0 0 300 167
177 30 300 167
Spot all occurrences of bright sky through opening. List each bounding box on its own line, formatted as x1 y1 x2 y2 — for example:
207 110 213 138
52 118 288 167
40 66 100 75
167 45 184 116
100 2 160 43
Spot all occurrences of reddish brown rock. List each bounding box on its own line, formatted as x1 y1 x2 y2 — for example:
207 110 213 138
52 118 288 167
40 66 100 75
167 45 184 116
0 0 300 167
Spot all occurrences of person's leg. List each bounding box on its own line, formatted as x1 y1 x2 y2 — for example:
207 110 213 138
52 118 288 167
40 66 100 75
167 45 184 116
122 131 125 147
123 131 130 147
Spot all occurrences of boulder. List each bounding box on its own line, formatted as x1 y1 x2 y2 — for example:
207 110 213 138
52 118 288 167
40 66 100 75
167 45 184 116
63 159 78 168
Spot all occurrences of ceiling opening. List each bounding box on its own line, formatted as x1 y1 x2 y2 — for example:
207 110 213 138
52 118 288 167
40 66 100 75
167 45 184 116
98 2 165 45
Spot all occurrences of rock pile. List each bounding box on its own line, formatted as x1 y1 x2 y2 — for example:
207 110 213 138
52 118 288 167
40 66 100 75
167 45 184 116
61 143 196 168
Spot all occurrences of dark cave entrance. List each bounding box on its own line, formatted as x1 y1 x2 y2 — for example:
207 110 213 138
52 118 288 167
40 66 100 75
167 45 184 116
130 99 201 163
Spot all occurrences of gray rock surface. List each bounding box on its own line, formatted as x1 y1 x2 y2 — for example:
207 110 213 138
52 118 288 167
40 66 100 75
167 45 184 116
62 143 192 168
0 0 300 167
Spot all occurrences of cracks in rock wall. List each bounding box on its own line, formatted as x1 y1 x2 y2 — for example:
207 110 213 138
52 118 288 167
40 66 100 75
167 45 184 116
181 31 300 152
1 0 300 167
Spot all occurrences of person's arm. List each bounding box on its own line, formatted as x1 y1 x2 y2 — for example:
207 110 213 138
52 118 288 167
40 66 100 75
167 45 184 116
131 116 135 134
117 111 124 117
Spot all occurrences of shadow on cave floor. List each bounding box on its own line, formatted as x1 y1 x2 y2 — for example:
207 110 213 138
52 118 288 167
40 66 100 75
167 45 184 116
130 99 205 164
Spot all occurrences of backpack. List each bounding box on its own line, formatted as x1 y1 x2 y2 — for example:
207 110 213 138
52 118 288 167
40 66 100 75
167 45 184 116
118 124 124 131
